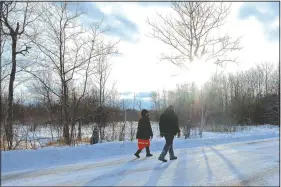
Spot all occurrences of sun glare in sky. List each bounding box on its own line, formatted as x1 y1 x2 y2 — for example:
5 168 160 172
168 58 216 89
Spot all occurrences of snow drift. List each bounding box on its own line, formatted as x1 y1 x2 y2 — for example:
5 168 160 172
2 125 279 174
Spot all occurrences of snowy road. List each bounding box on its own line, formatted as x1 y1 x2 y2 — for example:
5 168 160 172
1 138 279 186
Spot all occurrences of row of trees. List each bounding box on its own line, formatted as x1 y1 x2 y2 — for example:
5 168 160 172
0 2 120 149
151 62 279 128
146 2 278 137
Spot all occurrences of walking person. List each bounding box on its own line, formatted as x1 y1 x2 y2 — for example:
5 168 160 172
158 105 181 162
134 109 153 158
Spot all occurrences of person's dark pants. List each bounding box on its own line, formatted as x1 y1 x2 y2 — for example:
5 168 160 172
135 146 151 155
159 134 175 159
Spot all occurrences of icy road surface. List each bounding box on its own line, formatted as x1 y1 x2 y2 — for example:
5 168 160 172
1 138 279 186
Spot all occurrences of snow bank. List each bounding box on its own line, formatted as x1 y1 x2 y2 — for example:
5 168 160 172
264 173 280 186
2 125 279 173
13 122 279 147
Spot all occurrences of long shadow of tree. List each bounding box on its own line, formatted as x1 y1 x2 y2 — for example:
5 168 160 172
144 149 189 186
172 150 188 186
83 157 141 186
144 161 173 186
202 147 213 182
209 147 247 186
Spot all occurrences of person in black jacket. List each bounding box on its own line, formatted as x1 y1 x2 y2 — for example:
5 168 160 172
158 105 180 162
134 109 153 158
90 126 99 145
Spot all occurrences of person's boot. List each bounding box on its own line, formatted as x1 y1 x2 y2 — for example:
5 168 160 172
146 146 153 157
169 146 177 160
158 152 167 162
158 145 169 162
158 156 167 162
134 149 141 158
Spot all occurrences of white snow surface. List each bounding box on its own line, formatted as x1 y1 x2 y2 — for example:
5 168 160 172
11 122 279 146
1 125 280 186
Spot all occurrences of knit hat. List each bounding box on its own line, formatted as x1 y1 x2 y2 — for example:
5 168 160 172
141 109 149 117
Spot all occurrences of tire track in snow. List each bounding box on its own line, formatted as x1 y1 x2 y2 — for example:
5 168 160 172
1 138 279 186
155 149 186 186
219 166 279 186
1 157 140 182
205 141 279 186
170 149 189 186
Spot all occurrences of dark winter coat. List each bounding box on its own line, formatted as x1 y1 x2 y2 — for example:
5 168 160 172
159 108 180 135
136 116 153 140
90 127 99 144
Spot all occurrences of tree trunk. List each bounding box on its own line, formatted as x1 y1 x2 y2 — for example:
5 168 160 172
111 122 115 141
6 36 17 150
77 119 82 141
62 82 70 145
0 2 3 133
199 111 204 138
70 122 75 146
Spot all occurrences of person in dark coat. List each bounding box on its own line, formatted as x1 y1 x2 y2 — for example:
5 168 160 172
158 105 180 162
90 126 99 145
134 109 153 158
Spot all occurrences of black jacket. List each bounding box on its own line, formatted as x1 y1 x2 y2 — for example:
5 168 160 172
136 116 153 139
159 108 180 135
90 128 99 144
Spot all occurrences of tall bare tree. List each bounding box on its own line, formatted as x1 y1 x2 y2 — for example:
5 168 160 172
92 45 117 142
0 2 37 149
260 62 274 95
147 2 241 67
24 2 118 145
0 1 4 131
151 91 161 121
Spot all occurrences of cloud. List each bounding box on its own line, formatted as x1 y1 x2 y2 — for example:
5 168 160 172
69 2 139 42
137 2 171 7
107 14 139 42
238 2 279 41
119 92 153 109
222 2 279 72
119 92 135 100
141 97 152 101
121 98 152 110
120 92 152 100
135 92 152 98
70 2 104 19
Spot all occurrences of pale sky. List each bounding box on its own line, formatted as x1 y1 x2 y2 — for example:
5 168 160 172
16 2 280 109
82 2 279 87
78 2 279 108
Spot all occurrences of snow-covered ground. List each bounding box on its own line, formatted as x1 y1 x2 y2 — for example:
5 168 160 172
1 125 280 186
11 123 279 147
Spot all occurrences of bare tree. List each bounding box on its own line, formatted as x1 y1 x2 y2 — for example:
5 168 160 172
107 89 120 141
119 99 129 141
0 1 4 132
162 89 167 109
151 91 161 121
27 67 60 140
24 2 118 145
92 45 117 142
260 62 274 95
0 2 37 150
128 92 142 141
147 2 241 67
268 66 279 95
